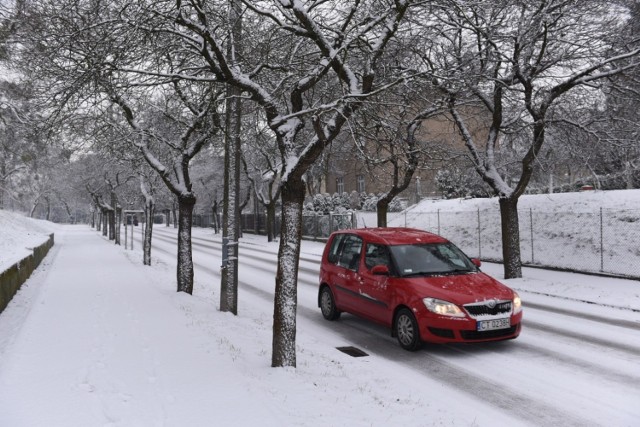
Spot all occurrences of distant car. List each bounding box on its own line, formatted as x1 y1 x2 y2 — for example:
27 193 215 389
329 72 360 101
318 227 522 350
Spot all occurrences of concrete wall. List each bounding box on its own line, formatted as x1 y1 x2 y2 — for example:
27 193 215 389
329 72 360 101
0 234 55 314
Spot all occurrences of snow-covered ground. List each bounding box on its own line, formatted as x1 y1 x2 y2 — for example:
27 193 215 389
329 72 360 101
358 189 640 278
0 190 639 426
0 209 58 271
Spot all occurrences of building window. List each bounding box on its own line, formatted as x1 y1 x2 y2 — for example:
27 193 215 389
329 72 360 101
336 177 345 194
356 174 365 193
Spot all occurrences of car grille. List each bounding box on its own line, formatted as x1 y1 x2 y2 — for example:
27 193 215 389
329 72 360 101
464 300 512 318
460 325 518 340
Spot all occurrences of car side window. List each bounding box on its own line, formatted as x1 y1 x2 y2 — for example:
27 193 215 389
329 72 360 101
365 243 391 270
337 235 362 271
327 234 346 264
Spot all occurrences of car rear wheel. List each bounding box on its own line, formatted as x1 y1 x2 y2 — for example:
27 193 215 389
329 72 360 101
395 308 421 351
320 286 341 320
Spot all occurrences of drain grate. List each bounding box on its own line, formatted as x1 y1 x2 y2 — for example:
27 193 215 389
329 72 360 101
336 346 369 357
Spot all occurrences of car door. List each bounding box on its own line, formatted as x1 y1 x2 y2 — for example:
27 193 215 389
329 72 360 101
328 234 363 313
357 243 394 325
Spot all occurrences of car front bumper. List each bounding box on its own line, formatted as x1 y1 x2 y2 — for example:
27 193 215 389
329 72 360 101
416 312 523 344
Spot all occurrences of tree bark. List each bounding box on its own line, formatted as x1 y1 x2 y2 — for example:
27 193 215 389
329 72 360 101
499 197 522 279
172 199 178 228
211 203 219 234
220 0 243 315
266 203 277 242
143 200 154 266
272 178 304 368
102 210 108 236
376 200 389 228
177 194 196 294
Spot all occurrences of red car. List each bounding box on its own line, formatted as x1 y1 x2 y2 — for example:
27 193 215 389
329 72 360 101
318 228 522 350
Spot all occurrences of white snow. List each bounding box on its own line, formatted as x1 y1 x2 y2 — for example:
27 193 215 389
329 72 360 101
0 210 58 271
360 188 640 279
0 190 639 426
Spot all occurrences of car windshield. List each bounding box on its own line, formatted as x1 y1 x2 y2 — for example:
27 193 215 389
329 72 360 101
389 243 477 277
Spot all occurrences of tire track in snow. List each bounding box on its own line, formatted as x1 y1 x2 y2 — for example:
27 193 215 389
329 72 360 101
147 234 598 427
523 319 640 357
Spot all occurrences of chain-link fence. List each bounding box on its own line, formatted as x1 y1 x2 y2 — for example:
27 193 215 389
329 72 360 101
233 212 356 240
396 208 640 279
300 212 357 240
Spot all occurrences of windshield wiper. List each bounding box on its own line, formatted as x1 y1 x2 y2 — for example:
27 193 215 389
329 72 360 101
440 268 473 275
401 271 438 278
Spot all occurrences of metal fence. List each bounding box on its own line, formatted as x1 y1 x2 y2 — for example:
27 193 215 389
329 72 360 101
237 212 356 240
396 208 640 279
300 212 357 240
192 212 357 241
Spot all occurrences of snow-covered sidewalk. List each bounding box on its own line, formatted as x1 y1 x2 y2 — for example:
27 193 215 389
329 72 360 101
0 226 281 427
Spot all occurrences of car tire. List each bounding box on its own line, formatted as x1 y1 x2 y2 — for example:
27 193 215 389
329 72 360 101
319 286 341 320
395 308 421 351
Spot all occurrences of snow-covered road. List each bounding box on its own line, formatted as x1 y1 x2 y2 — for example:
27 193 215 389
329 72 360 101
153 226 640 427
1 225 638 426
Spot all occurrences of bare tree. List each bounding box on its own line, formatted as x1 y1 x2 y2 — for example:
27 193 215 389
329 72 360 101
422 0 640 278
242 112 281 242
351 89 445 226
18 0 224 293
157 0 413 367
105 86 222 292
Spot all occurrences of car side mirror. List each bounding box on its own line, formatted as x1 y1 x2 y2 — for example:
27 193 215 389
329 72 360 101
371 265 390 275
470 258 482 268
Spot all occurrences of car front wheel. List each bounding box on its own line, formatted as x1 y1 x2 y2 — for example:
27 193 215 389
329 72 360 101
395 308 421 351
319 286 341 320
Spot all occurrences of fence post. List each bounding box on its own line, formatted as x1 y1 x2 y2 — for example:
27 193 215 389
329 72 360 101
437 209 441 235
314 214 318 240
330 212 334 234
600 207 604 272
477 208 481 259
530 208 534 264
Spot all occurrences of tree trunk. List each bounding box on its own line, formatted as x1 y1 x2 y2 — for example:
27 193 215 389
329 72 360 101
115 207 122 245
110 192 118 242
172 199 178 228
29 199 39 218
272 178 304 368
499 197 522 279
625 160 634 189
45 197 51 221
376 200 389 228
220 1 243 315
211 204 219 234
143 200 155 265
266 202 277 242
102 210 108 236
177 194 196 294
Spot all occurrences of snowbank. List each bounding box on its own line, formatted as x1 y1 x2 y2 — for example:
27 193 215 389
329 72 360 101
0 210 58 272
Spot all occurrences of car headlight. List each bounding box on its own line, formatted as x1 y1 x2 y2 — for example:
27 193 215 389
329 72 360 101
423 298 465 317
513 292 522 314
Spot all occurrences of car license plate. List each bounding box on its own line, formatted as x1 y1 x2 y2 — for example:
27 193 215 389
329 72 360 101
477 318 510 332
